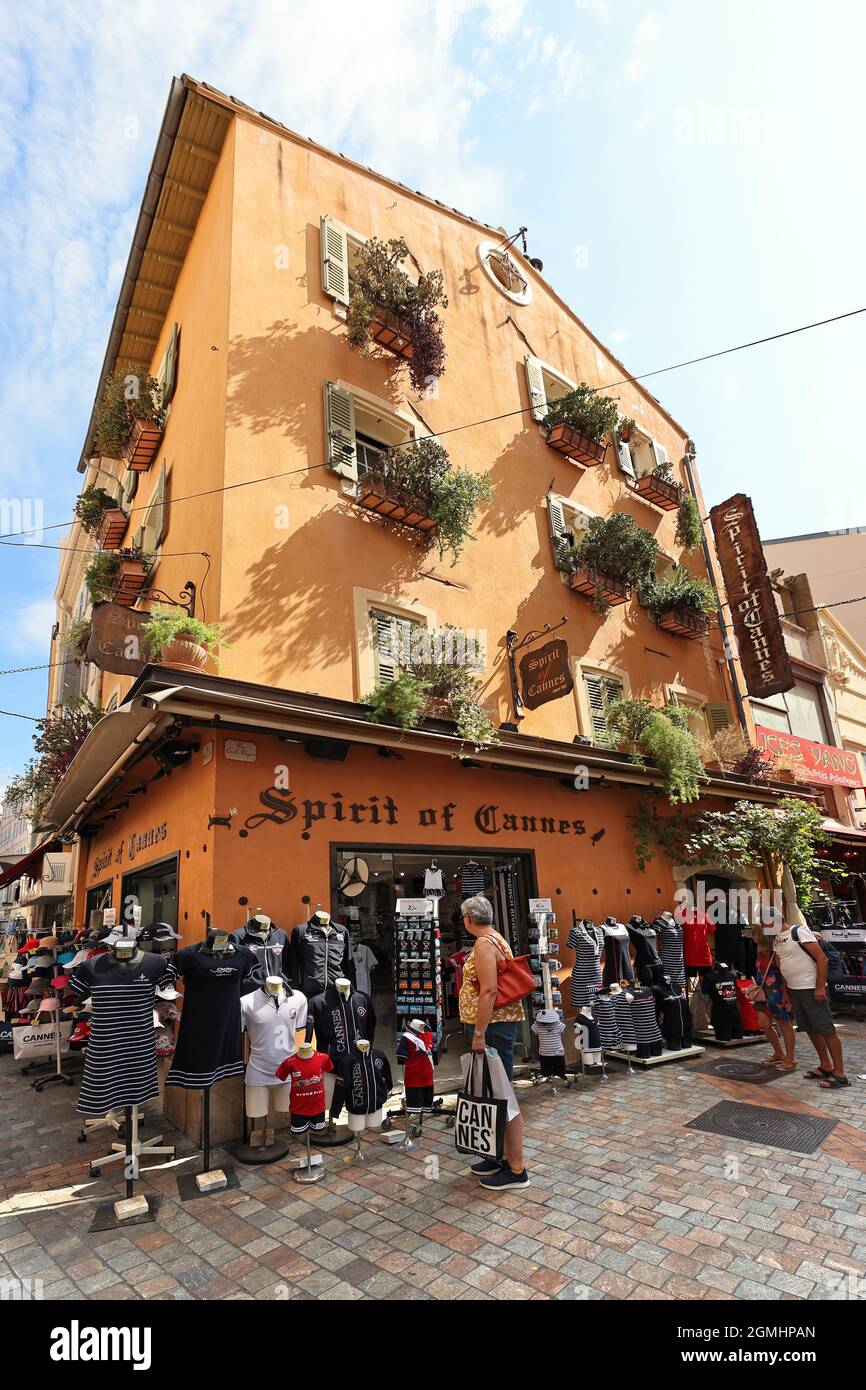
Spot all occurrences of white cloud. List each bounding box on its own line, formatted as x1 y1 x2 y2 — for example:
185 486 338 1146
608 327 628 344
624 10 659 82
0 597 54 656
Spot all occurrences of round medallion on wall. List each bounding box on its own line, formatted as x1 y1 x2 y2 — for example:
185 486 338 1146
476 239 533 305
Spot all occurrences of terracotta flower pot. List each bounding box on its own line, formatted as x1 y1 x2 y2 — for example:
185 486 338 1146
158 638 209 672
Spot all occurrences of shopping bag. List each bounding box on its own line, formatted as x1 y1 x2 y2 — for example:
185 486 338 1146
12 1020 71 1061
454 1053 508 1160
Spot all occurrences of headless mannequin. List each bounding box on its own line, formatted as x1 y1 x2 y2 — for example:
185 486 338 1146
244 975 293 1135
289 1040 326 1182
203 927 235 956
322 976 352 1120
346 1039 382 1163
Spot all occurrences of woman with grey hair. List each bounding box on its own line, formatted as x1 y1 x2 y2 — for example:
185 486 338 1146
458 894 528 1190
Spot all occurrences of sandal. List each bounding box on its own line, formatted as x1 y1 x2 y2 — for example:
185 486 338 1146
818 1075 851 1090
804 1068 834 1079
763 1055 786 1065
774 1061 797 1071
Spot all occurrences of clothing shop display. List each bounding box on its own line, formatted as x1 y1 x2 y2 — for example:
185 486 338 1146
567 920 604 1005
740 933 758 979
350 942 378 996
679 910 715 969
653 914 686 990
240 986 308 1087
233 920 288 951
589 993 622 1048
456 862 487 895
289 918 354 998
600 919 634 987
532 1008 566 1076
652 985 693 1050
396 1027 435 1111
304 984 376 1060
701 965 743 1041
274 1049 333 1132
69 952 173 1116
423 865 445 898
712 921 747 973
166 939 256 1089
629 987 664 1057
626 917 664 986
332 1044 393 1115
573 1007 603 1063
611 988 638 1049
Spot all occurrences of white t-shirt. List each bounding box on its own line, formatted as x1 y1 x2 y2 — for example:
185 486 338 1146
774 925 819 991
240 987 308 1087
351 943 378 995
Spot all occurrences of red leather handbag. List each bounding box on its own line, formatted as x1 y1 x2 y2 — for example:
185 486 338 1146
473 935 536 1008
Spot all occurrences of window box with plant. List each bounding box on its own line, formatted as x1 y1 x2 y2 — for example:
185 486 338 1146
74 485 127 549
346 238 448 393
633 455 685 511
639 567 717 640
354 437 493 565
605 697 706 804
85 547 154 608
543 385 618 467
364 625 499 754
62 618 93 665
141 605 229 672
560 513 658 617
93 367 165 472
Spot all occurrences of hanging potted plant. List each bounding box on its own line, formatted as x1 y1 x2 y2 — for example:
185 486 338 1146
617 417 637 444
543 385 619 466
141 606 229 672
93 367 165 471
346 238 448 393
74 485 126 548
561 513 658 616
675 494 702 550
639 567 717 640
62 618 93 664
634 455 685 511
85 546 154 607
355 437 493 565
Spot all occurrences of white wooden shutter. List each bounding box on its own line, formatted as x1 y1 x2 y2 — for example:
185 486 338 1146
143 465 167 553
524 355 548 421
583 674 623 743
650 439 670 473
161 323 179 406
705 702 733 736
371 610 420 683
320 216 350 306
546 493 573 570
614 433 636 479
324 382 358 480
121 468 138 516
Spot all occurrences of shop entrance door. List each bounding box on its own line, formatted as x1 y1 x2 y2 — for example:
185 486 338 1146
332 845 536 1088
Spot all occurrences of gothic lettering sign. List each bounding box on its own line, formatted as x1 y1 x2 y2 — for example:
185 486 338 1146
518 638 573 710
755 726 864 790
709 493 793 698
90 821 168 878
86 602 147 677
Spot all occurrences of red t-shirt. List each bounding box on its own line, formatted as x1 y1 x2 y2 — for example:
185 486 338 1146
735 979 762 1032
679 912 715 968
275 1051 334 1114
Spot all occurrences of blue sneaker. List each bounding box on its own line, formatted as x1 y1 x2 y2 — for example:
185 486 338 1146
479 1165 530 1190
469 1156 504 1176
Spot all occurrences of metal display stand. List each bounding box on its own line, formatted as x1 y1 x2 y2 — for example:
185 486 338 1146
527 906 571 1093
89 1104 176 1226
605 1044 705 1067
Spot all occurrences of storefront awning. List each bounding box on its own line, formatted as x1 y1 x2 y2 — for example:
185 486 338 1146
822 817 866 842
37 695 181 833
0 838 57 888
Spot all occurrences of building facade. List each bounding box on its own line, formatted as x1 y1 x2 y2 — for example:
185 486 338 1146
38 76 804 1129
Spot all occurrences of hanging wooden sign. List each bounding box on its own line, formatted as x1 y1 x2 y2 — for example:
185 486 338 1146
518 637 574 710
86 602 147 676
709 493 793 698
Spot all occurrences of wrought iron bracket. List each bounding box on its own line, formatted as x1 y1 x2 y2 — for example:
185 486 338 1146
136 580 197 617
505 616 568 722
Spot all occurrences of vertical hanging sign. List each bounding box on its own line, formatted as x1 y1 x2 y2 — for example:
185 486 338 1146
709 493 793 698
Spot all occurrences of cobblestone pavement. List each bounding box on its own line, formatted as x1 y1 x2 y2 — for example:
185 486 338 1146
1 1022 865 1301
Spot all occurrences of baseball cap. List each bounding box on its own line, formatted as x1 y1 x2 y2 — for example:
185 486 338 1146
155 984 179 1001
150 923 180 943
51 974 69 990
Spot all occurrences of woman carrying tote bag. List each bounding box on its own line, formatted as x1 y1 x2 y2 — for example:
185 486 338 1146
458 895 531 1191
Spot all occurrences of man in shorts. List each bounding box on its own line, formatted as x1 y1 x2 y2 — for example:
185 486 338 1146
772 911 849 1090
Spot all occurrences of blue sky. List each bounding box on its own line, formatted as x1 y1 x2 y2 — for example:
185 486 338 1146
0 0 864 785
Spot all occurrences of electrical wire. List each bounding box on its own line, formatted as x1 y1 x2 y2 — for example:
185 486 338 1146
0 302 863 545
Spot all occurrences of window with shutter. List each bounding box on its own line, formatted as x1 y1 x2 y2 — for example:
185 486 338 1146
370 608 424 684
121 467 138 516
546 493 592 571
650 439 671 474
613 433 637 479
323 381 358 480
705 702 733 737
160 323 180 407
320 216 350 306
524 355 549 422
583 673 623 743
141 464 167 555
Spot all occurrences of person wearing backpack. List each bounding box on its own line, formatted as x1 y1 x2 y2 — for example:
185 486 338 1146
458 895 529 1190
771 911 849 1089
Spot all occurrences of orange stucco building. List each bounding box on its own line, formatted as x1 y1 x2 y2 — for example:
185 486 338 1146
41 77 793 1124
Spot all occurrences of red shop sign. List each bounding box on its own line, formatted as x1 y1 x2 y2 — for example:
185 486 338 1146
756 725 865 789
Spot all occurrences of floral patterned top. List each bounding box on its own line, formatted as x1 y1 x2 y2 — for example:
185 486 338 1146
458 932 525 1025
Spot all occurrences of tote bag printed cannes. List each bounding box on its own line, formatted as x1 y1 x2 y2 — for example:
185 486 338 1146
12 1021 72 1061
454 1053 508 1161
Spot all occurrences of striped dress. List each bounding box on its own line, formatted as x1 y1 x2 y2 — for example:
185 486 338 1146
567 922 604 1006
70 952 173 1116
